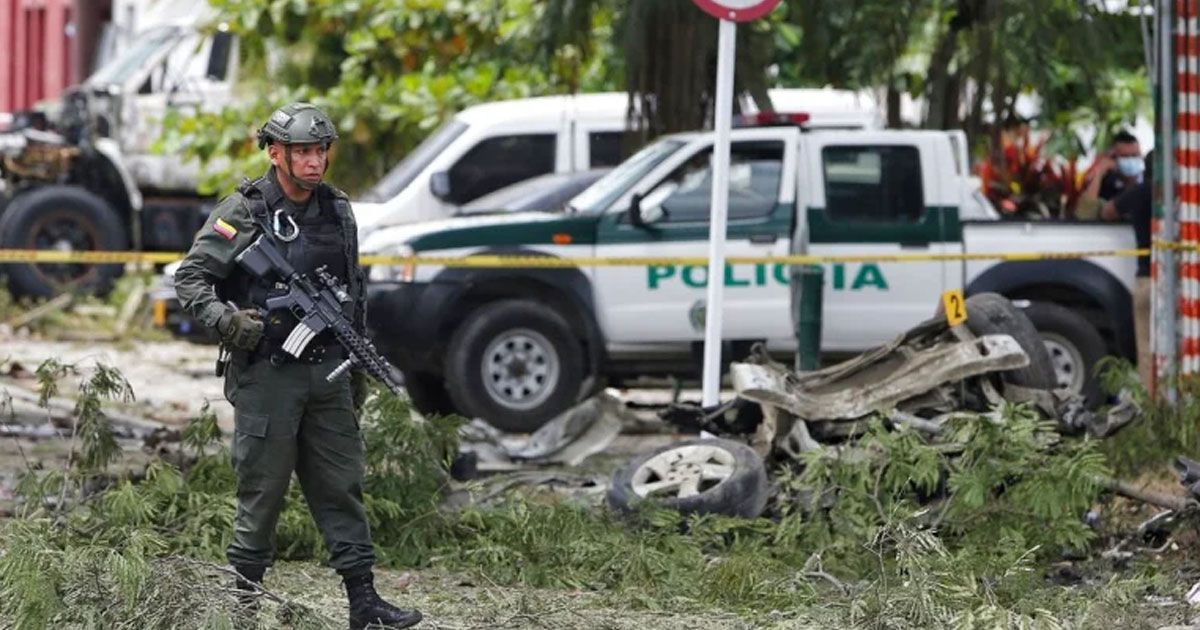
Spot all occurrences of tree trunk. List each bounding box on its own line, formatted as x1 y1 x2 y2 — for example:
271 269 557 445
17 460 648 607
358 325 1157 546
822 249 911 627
887 82 902 129
924 26 958 129
924 0 993 129
942 71 963 129
965 2 994 146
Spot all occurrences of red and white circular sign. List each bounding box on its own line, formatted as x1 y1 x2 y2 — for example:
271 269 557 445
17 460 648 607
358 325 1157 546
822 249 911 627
691 0 782 22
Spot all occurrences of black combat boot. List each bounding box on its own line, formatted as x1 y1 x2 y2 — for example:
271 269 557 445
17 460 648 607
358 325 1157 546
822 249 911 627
344 570 422 629
232 564 266 615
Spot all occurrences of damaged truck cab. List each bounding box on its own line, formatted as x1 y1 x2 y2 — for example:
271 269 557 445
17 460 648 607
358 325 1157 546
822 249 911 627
363 123 1137 431
0 21 237 297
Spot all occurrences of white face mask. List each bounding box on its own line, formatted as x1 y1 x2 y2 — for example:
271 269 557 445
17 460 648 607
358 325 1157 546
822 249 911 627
1117 156 1145 178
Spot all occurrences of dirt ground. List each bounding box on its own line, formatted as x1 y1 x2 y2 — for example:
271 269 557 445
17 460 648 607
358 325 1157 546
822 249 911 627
264 564 764 630
0 335 227 426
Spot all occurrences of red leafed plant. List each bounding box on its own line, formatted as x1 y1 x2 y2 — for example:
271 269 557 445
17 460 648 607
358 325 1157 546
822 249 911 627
979 128 1093 220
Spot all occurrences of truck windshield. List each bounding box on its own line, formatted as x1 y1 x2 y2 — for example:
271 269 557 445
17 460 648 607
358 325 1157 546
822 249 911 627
569 138 686 213
364 120 469 202
88 26 179 87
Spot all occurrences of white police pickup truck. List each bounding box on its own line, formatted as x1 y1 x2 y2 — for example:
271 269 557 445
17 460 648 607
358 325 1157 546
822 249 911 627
363 124 1137 432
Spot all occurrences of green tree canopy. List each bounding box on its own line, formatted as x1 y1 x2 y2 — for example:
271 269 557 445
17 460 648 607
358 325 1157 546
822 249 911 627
161 0 618 195
166 0 1151 196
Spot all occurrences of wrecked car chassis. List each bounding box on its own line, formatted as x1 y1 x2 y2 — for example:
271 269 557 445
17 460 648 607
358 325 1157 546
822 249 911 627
606 293 1140 518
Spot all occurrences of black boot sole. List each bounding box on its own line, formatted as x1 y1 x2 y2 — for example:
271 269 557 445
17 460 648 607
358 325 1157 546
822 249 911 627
349 610 423 630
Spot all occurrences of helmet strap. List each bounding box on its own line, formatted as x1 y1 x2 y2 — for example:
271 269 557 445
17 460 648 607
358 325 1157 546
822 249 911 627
283 146 319 192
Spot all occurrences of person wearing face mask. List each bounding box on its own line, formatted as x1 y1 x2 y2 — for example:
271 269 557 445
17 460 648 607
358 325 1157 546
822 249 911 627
1079 130 1144 218
1101 150 1154 391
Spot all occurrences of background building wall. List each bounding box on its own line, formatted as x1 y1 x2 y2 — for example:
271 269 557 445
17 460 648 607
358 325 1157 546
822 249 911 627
0 0 113 114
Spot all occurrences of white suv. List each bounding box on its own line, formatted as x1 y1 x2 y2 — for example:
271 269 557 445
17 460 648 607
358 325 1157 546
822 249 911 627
353 89 883 233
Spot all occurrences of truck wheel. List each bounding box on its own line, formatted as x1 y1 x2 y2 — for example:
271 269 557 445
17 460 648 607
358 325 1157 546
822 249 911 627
445 299 585 433
964 293 1057 391
0 186 128 298
402 370 460 419
607 438 769 519
1021 302 1107 406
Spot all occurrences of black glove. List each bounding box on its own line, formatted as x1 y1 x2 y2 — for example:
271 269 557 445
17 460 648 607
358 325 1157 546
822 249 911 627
351 370 369 412
217 308 264 351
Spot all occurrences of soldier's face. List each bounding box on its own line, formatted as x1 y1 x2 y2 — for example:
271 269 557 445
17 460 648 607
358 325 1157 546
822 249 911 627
270 142 329 185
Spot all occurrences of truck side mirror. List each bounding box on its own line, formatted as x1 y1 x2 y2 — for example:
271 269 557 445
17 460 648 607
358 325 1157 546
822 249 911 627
430 171 452 201
627 183 676 228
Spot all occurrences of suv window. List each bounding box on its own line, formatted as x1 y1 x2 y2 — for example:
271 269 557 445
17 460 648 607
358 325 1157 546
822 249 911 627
651 140 784 223
366 120 467 202
822 145 923 222
589 131 624 167
446 134 557 204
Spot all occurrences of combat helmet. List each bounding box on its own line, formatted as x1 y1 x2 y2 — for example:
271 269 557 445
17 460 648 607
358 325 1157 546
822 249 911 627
256 102 338 149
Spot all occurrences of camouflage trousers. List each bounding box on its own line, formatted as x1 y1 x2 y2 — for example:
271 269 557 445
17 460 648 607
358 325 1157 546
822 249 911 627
223 356 374 573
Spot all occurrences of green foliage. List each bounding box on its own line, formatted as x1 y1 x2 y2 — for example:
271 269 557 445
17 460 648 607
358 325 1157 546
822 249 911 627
360 392 462 565
1097 357 1200 477
183 401 224 454
163 0 1149 199
771 0 935 92
941 405 1106 552
773 405 1107 576
73 363 135 472
0 518 331 629
34 358 76 408
2 361 1187 627
534 0 1148 151
780 0 1150 145
160 0 615 196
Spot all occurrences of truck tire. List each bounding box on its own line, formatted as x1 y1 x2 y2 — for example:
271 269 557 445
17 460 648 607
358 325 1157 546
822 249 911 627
444 299 585 433
607 438 769 519
402 370 460 419
1021 301 1107 407
0 186 128 298
964 293 1057 391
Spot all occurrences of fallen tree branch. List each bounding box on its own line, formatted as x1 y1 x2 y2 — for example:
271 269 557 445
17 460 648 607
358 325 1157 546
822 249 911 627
114 279 146 336
164 556 338 627
803 552 850 594
7 293 73 329
0 382 164 435
1096 476 1193 512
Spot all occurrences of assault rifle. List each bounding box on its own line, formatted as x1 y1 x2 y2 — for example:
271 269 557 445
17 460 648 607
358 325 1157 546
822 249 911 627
234 234 402 395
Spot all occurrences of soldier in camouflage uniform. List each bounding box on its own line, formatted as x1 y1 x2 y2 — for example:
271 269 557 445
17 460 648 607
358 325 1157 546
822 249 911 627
174 103 422 629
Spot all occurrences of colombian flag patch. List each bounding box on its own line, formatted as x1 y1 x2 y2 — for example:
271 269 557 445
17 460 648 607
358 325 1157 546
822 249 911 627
213 218 238 240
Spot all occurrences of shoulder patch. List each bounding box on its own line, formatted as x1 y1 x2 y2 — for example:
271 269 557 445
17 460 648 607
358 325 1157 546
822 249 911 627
213 217 238 240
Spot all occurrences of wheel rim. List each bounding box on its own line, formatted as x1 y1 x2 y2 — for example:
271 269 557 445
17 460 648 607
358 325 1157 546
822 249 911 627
631 444 736 499
480 327 560 411
24 210 102 288
1042 333 1085 393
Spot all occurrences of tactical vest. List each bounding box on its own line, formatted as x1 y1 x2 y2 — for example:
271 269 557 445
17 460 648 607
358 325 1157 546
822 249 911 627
218 173 362 360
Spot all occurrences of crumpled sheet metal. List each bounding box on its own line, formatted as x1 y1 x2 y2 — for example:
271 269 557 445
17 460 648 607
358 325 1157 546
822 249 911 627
731 333 1029 422
457 392 626 469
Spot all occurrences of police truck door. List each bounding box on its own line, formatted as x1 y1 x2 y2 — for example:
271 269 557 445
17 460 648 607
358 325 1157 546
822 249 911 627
590 128 798 352
799 132 956 352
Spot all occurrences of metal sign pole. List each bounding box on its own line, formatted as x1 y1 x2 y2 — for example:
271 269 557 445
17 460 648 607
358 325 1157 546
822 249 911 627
1160 0 1178 400
701 18 737 407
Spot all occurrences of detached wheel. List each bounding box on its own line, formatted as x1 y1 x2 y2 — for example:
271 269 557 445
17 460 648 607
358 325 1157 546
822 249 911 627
0 186 128 298
445 299 584 432
402 370 460 419
608 438 769 519
1021 301 1107 407
964 292 1057 390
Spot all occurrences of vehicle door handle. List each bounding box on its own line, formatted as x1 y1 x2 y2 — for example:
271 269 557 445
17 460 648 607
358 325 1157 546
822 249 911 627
749 233 778 245
899 241 929 249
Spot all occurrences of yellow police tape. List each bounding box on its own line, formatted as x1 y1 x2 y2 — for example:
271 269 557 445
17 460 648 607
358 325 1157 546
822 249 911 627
0 243 1194 268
